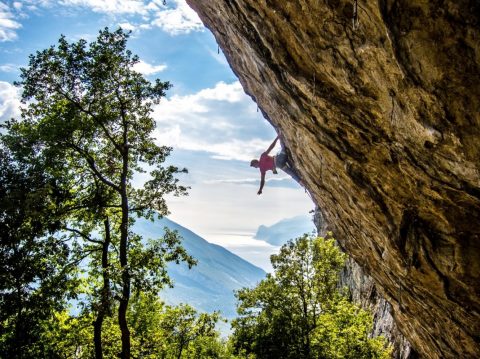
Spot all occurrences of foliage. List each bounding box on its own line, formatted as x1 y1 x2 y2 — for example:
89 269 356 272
159 302 224 359
1 27 194 358
0 144 76 358
311 297 391 359
42 294 227 359
230 234 392 359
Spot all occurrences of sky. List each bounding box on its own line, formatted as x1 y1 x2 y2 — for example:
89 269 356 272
0 0 314 271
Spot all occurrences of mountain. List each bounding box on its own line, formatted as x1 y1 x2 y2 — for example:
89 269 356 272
254 215 316 246
133 217 266 320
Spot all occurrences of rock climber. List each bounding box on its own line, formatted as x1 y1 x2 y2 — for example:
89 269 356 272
250 136 302 195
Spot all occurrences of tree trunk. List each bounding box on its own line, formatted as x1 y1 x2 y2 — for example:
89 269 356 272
14 274 24 359
93 217 112 359
177 342 185 359
118 149 131 359
93 312 105 359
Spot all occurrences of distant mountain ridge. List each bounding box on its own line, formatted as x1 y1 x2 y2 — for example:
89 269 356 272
133 217 266 320
254 215 316 246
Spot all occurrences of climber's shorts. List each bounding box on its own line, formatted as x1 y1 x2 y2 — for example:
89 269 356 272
275 150 287 168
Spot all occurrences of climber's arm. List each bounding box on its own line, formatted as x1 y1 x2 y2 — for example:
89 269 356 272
258 172 266 195
264 136 279 155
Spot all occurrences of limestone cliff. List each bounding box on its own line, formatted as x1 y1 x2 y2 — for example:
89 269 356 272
340 256 417 358
316 207 415 358
186 1 480 358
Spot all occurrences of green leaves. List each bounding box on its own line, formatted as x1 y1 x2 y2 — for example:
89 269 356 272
0 144 74 358
42 294 226 359
231 234 391 359
3 27 191 358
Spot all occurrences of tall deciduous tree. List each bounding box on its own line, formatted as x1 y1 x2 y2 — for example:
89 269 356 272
9 28 193 359
231 234 392 359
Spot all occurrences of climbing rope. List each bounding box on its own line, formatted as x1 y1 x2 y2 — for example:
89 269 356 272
310 73 316 109
398 280 403 311
352 0 359 30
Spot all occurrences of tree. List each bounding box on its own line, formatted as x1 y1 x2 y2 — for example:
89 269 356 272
230 234 391 359
0 144 75 358
8 27 193 359
160 303 223 359
41 294 227 359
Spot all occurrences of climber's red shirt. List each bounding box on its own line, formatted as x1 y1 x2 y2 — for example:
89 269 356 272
259 152 275 174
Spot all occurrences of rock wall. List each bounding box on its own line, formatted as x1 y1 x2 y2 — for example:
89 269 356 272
315 207 416 358
186 0 480 358
340 257 417 358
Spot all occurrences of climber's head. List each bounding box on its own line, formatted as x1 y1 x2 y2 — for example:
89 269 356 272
250 159 259 168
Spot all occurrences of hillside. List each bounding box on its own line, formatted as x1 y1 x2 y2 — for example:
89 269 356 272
133 217 266 319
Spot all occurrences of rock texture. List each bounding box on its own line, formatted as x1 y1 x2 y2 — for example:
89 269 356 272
340 256 417 358
186 1 480 357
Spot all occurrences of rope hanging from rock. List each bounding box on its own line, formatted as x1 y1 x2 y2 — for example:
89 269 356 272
352 0 359 30
398 280 403 311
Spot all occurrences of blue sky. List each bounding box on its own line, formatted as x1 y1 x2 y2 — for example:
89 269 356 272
0 0 314 270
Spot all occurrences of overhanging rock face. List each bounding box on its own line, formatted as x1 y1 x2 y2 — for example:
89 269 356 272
186 0 480 358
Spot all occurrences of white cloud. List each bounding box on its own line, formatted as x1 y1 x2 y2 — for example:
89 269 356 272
153 81 274 161
185 138 274 162
18 0 56 13
145 1 160 11
207 233 279 272
132 59 167 75
156 128 270 161
0 81 22 124
156 81 252 121
118 22 136 31
0 63 19 72
151 0 203 35
193 81 245 103
167 182 314 270
59 0 147 15
204 176 291 185
4 0 204 38
0 3 22 42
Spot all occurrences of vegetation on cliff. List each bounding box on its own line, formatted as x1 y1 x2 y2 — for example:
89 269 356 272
231 235 391 359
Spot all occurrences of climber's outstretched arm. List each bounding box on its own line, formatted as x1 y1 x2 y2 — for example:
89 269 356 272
264 136 279 155
258 172 266 195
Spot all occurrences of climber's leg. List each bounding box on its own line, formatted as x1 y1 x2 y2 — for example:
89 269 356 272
275 151 287 168
280 163 303 185
275 145 303 185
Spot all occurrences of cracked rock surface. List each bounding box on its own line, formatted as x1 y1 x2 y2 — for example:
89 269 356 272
186 0 480 358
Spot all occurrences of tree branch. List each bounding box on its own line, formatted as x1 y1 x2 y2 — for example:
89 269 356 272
63 226 103 245
60 248 102 275
57 86 124 154
68 142 121 192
